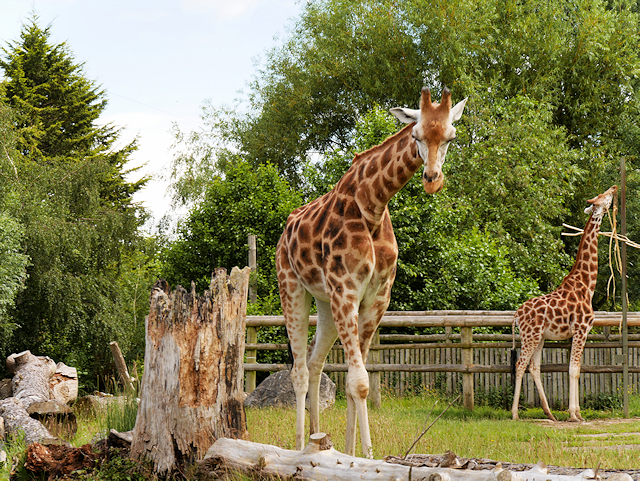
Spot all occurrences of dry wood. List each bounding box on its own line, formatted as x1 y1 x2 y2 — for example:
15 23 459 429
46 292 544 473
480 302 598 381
50 362 78 405
0 397 55 444
109 341 134 393
199 434 630 481
130 267 251 476
6 350 56 409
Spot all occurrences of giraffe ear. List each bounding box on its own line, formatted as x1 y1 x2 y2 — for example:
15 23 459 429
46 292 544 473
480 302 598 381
390 107 420 124
450 98 468 123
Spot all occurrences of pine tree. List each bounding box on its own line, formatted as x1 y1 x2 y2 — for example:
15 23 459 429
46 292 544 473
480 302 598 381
0 16 145 207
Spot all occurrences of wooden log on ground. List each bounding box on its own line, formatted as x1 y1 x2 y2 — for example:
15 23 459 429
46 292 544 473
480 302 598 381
0 398 56 444
199 433 632 481
50 362 78 405
130 267 251 475
6 351 56 409
0 352 77 444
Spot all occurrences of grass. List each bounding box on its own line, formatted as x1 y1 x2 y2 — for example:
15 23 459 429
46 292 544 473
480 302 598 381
246 393 640 471
4 391 640 479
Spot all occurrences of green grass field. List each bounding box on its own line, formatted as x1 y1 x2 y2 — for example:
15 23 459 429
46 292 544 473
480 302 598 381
4 392 640 479
246 393 640 471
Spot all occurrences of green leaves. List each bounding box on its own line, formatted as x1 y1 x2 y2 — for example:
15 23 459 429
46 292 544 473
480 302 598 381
162 161 303 296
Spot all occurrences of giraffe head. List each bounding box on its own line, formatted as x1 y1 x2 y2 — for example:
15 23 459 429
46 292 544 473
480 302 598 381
584 185 617 217
390 88 467 194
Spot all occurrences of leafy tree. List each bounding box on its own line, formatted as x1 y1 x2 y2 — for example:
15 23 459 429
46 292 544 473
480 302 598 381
0 103 29 351
169 0 640 310
0 18 151 386
161 160 302 298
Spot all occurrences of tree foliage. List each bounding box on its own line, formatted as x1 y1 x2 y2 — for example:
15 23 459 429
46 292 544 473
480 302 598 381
161 160 302 300
0 18 153 385
168 0 640 312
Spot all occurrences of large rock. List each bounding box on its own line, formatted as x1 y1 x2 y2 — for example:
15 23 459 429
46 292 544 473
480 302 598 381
244 370 336 411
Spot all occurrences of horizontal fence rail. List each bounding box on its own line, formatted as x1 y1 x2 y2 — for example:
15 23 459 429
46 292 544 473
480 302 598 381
244 311 640 410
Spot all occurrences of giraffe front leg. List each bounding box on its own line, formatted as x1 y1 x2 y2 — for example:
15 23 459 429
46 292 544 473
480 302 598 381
568 331 588 422
511 331 538 420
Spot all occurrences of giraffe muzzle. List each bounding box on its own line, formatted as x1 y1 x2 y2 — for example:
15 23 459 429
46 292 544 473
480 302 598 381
423 171 444 194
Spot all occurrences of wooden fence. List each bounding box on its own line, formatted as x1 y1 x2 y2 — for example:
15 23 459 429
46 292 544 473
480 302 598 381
244 311 640 411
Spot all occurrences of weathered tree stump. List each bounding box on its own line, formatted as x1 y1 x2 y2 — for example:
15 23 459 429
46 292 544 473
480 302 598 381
130 267 251 475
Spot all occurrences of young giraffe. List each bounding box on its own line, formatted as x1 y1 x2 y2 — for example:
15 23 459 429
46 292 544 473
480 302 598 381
511 185 617 423
276 88 467 458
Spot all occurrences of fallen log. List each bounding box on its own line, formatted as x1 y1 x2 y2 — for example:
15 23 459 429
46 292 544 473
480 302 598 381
7 351 56 409
0 352 77 444
0 398 56 444
198 433 633 481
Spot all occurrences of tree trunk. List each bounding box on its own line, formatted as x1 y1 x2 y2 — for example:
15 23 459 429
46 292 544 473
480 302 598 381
130 267 251 475
198 434 632 481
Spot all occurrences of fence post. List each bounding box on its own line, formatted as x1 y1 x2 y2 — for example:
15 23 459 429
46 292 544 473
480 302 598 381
368 329 381 408
245 235 258 393
461 326 474 411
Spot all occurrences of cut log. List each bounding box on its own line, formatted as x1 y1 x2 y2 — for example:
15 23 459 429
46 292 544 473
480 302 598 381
50 362 78 405
130 267 251 475
0 398 56 444
0 352 78 445
6 351 56 409
199 433 632 481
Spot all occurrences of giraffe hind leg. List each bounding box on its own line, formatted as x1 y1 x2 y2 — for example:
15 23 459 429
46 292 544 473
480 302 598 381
282 289 313 450
307 299 338 436
511 333 539 420
529 338 557 422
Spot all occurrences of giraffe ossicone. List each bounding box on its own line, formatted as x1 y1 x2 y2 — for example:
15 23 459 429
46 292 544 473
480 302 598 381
276 88 467 458
511 185 618 423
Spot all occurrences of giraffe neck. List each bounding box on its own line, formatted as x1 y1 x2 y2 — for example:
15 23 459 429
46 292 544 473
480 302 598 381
564 212 604 293
346 123 421 226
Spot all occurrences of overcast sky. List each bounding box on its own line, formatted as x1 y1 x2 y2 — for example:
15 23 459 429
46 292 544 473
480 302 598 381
1 0 302 226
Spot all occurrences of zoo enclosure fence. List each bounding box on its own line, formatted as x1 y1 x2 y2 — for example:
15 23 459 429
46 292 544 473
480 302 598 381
244 311 640 411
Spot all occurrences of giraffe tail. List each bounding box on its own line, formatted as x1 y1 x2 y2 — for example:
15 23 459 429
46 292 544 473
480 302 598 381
511 314 519 382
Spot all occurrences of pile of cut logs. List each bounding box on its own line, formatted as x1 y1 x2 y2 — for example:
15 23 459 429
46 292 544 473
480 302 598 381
0 350 78 459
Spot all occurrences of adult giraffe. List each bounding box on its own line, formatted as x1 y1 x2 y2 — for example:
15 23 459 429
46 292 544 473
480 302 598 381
511 185 617 423
276 88 467 458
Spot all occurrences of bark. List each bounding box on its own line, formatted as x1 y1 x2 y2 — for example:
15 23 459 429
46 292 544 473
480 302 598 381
0 398 55 444
130 267 251 475
199 434 633 481
6 351 56 409
109 341 134 393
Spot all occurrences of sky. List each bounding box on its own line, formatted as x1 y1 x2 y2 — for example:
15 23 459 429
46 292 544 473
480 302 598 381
0 0 302 227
